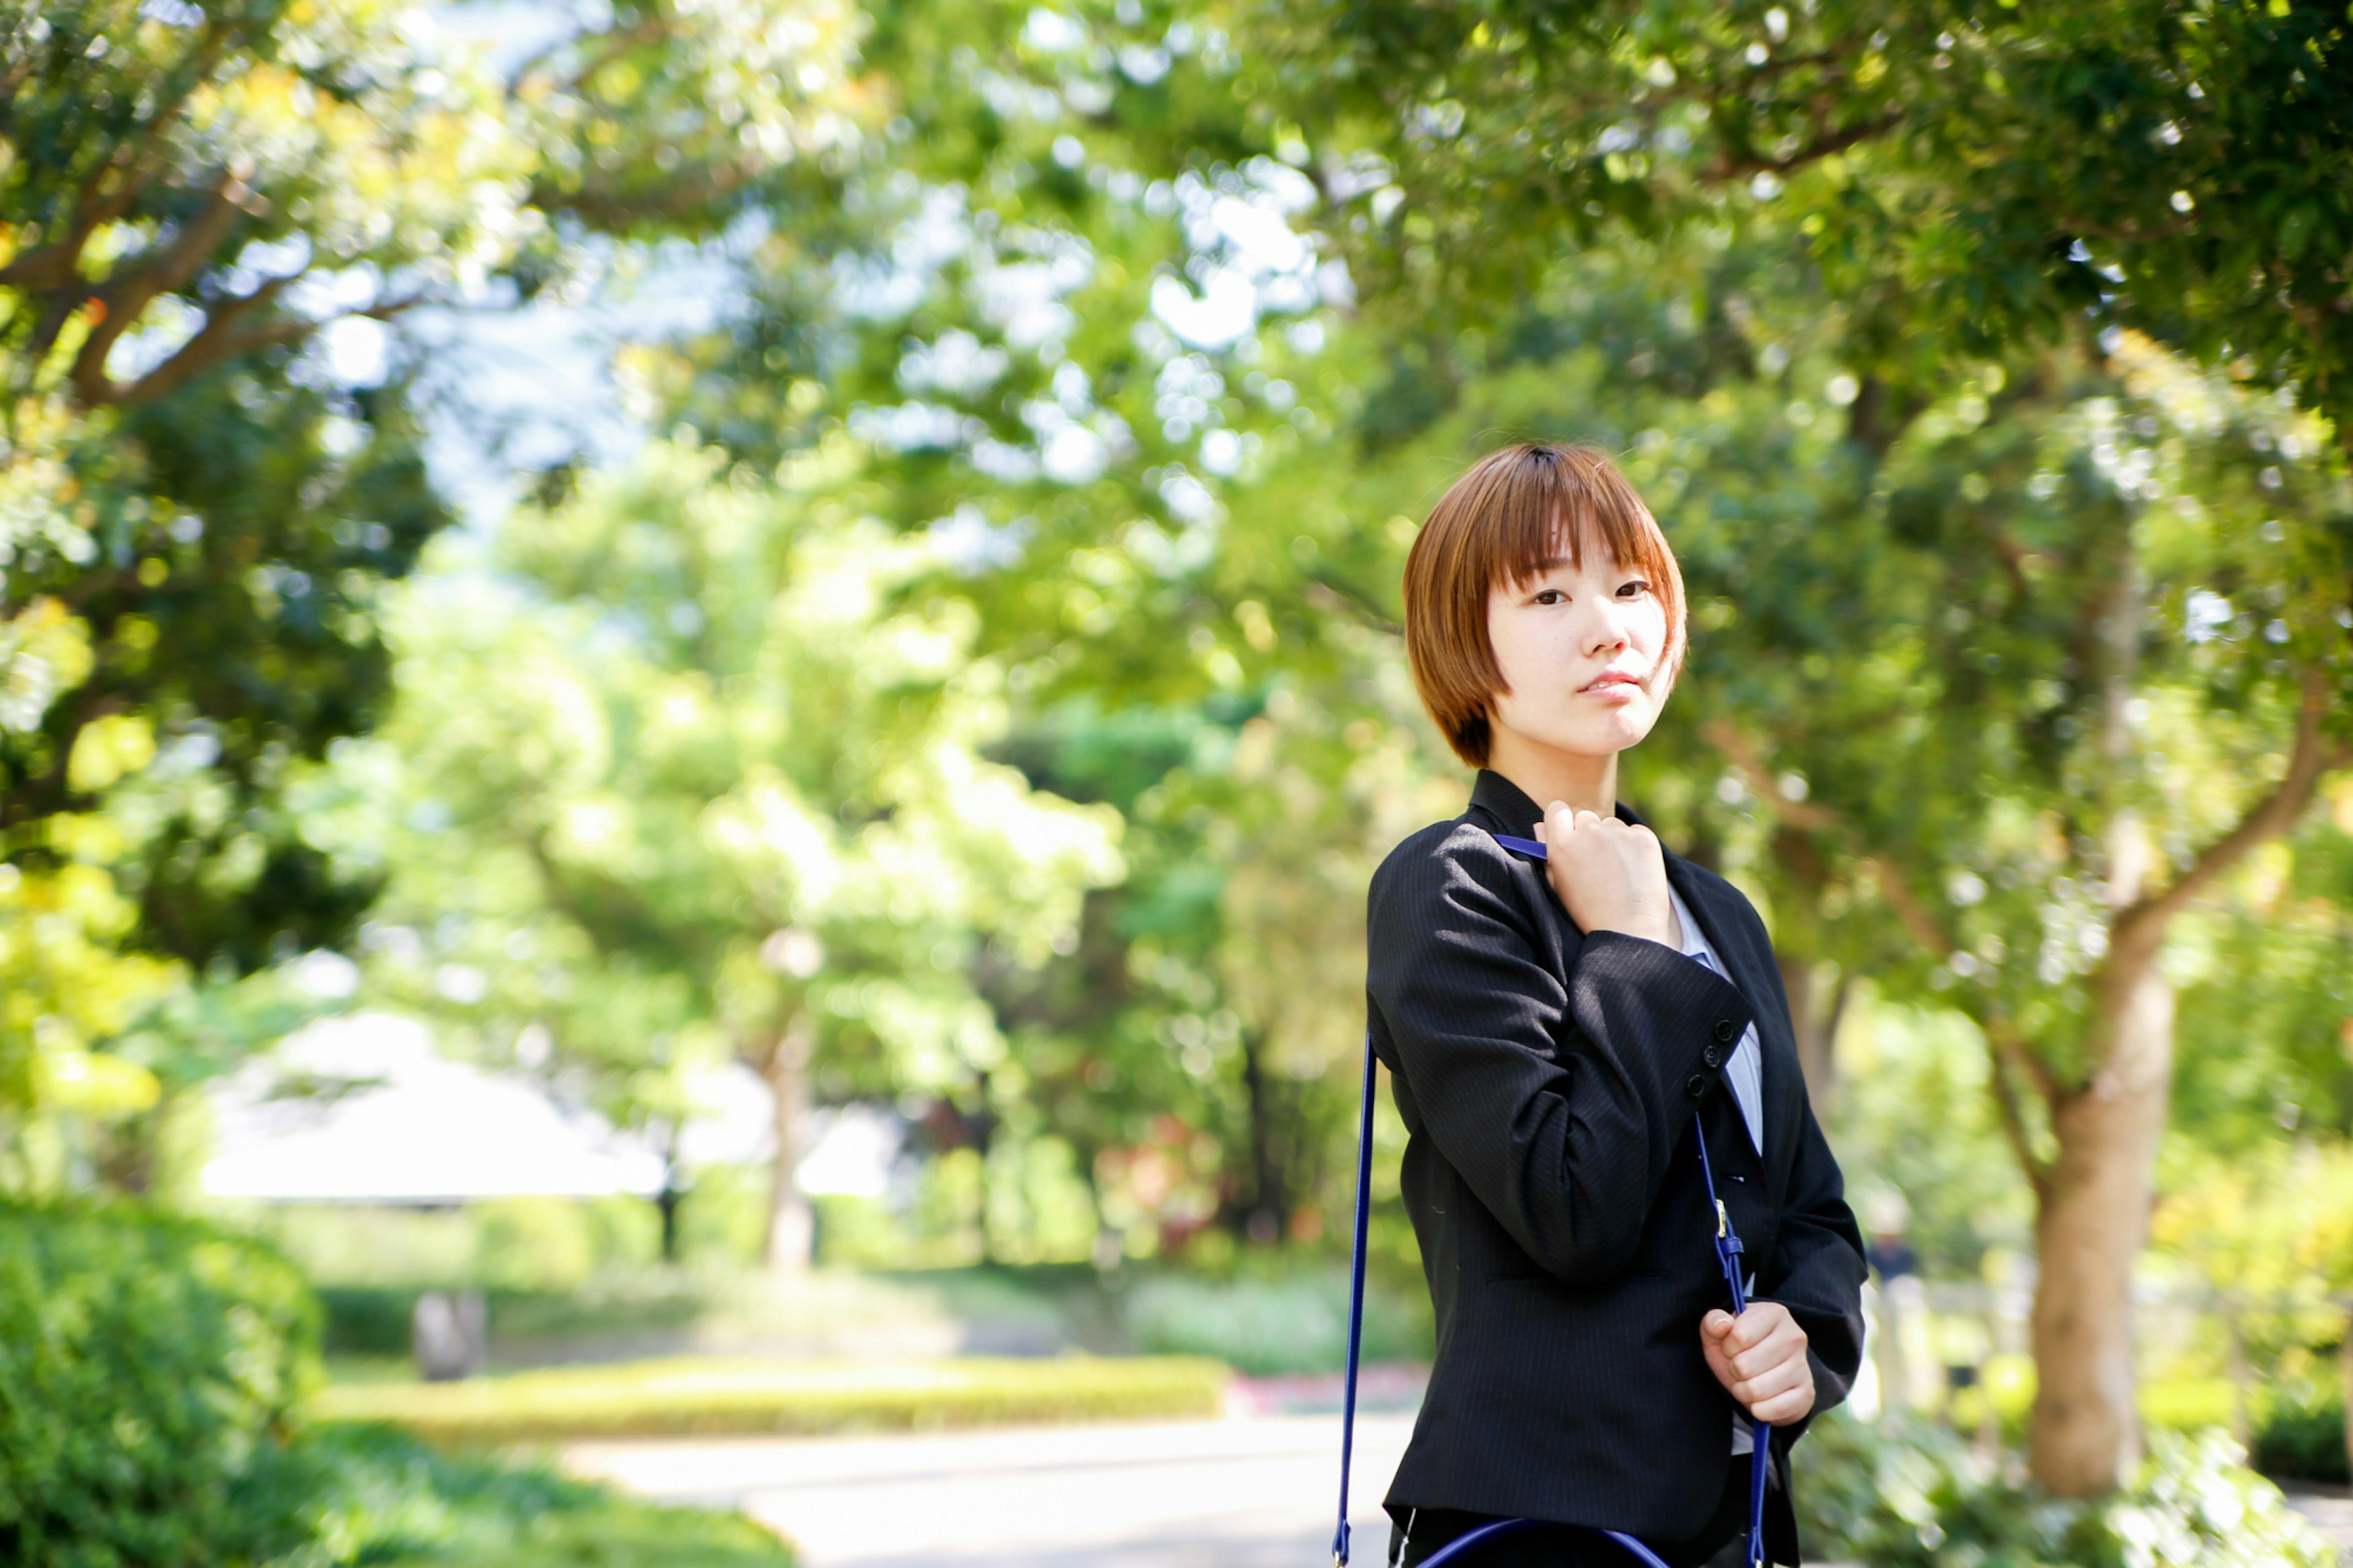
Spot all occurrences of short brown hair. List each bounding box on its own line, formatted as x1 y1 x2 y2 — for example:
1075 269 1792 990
1402 443 1686 767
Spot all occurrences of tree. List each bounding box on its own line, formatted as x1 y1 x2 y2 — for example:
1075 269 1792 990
0 0 873 1183
1245 0 2352 1493
311 438 1121 1270
593 0 1393 1259
1255 0 2352 433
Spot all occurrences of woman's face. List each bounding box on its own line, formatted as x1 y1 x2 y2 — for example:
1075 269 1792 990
1485 545 1673 762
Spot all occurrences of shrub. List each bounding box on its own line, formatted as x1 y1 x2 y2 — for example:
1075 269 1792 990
317 1354 1231 1443
1795 1414 2333 1568
1124 1270 1432 1374
319 1284 422 1358
2252 1388 2349 1486
298 1423 791 1567
0 1204 801 1568
0 1202 324 1568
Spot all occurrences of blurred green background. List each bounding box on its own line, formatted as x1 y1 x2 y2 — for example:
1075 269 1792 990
2 0 2351 1564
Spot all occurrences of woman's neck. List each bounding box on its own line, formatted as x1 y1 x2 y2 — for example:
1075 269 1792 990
1486 729 1618 824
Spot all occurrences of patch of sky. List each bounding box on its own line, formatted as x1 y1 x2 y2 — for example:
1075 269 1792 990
227 233 314 290
849 401 977 452
1050 360 1094 414
929 505 1035 575
1199 428 1245 475
1323 152 1393 204
409 225 744 530
977 258 1086 349
1145 161 1330 349
971 437 1043 483
1159 468 1222 528
438 0 601 78
900 328 1011 396
1119 44 1172 84
1152 268 1257 349
1023 7 1088 52
2183 589 2233 642
102 295 205 387
1211 193 1308 273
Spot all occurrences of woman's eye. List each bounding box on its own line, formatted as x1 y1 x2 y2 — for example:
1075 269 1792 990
1533 589 1566 605
1617 580 1651 597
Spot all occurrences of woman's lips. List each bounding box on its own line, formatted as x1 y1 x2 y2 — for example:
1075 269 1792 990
1580 672 1643 700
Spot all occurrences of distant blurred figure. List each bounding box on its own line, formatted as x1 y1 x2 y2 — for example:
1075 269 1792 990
1862 1189 1926 1414
414 1289 488 1382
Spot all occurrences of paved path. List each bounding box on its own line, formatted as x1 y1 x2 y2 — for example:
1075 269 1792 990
564 1414 1417 1567
2287 1488 2353 1562
573 1416 2353 1566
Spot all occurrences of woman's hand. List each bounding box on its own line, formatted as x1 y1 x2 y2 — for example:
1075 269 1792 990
1536 801 1675 945
1700 1301 1816 1426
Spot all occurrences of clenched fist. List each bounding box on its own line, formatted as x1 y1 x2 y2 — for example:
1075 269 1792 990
1534 801 1676 946
1700 1301 1815 1426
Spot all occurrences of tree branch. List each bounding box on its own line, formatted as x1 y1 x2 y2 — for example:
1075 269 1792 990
64 172 256 406
2110 666 2346 965
1985 1023 2056 1203
1702 716 1957 958
1863 855 1958 958
1702 717 1838 831
526 157 764 227
1303 573 1401 637
0 18 236 295
86 288 426 408
1988 1010 2063 1108
1702 110 1901 184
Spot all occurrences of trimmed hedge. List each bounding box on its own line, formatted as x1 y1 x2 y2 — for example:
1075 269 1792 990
319 1354 1232 1443
0 1202 325 1568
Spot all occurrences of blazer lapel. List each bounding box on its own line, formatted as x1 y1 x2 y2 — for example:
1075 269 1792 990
1661 850 1803 1203
1463 770 1591 981
1465 773 1803 1199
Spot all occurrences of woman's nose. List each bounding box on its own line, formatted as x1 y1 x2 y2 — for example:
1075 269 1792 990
1583 613 1629 659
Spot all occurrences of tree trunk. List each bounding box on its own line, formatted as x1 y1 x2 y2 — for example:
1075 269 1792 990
2027 547 2167 1498
656 1179 684 1263
1236 1029 1286 1246
2340 1317 2353 1484
2026 944 2173 1496
970 1069 999 1264
758 1017 814 1274
1778 955 1848 1108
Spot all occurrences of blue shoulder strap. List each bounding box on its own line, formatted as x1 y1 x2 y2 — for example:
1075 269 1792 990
1335 830 1769 1568
1333 1033 1375 1567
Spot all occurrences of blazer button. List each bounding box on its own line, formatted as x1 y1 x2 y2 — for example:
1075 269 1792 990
1703 1045 1724 1069
1713 1018 1738 1043
1684 1074 1708 1100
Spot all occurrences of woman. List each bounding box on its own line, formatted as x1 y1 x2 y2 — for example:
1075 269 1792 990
1368 444 1868 1567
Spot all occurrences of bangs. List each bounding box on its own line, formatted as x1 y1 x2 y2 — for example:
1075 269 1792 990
1401 442 1688 768
1480 448 1676 594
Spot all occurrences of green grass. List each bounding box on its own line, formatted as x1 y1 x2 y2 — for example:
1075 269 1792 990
1124 1270 1433 1374
318 1354 1232 1443
299 1423 794 1567
1945 1356 2252 1444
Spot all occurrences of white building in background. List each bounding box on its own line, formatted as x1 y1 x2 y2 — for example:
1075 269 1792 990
201 1011 902 1205
202 1013 667 1203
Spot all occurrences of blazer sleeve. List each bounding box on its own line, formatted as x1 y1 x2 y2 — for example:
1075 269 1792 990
1761 1093 1870 1443
1367 828 1757 1285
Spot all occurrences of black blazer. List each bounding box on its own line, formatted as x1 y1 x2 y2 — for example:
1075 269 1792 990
1367 771 1867 1564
